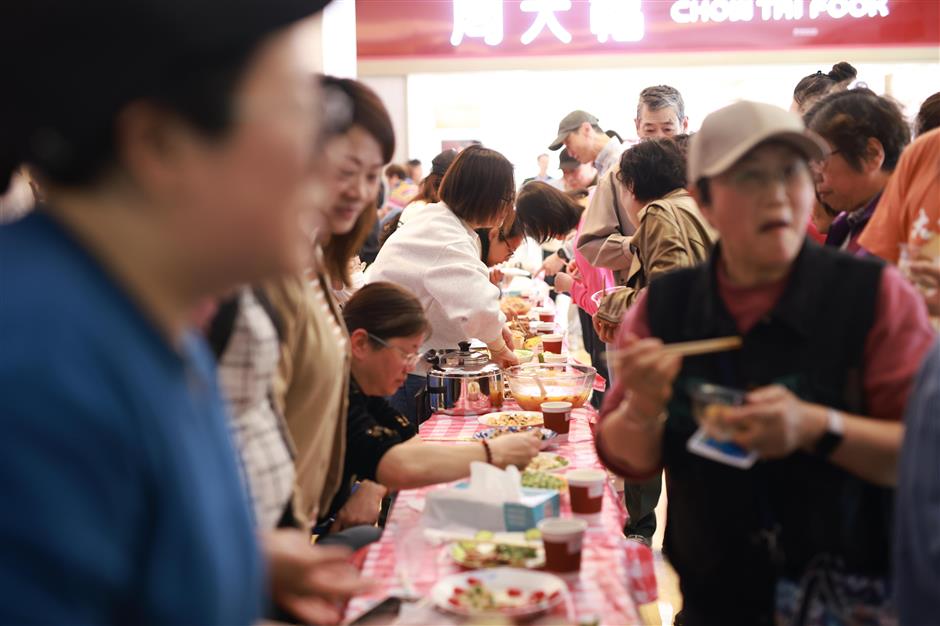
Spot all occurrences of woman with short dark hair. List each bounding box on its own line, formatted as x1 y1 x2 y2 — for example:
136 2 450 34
804 87 910 253
594 137 716 342
369 146 520 422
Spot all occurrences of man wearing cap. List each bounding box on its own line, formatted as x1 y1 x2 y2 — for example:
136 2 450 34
0 1 368 625
548 110 624 180
595 101 935 624
577 86 689 288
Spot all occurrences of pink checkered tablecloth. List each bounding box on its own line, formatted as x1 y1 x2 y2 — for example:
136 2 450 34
344 404 658 625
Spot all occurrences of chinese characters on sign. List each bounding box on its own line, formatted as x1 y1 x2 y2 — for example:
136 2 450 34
520 0 572 45
450 0 891 46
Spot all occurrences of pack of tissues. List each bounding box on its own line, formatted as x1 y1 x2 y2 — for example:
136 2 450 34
423 462 560 532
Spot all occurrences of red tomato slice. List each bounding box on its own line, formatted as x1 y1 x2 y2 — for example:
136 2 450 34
507 588 522 597
530 590 546 602
452 587 465 595
467 577 481 586
448 597 461 606
549 590 562 600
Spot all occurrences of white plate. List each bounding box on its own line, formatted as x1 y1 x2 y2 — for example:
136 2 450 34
430 567 566 618
477 410 544 428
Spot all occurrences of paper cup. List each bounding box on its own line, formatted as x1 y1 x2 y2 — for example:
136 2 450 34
542 334 564 354
566 469 606 514
542 353 567 364
541 401 572 435
538 517 588 573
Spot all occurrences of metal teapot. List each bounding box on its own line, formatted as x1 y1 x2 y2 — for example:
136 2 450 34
424 341 503 417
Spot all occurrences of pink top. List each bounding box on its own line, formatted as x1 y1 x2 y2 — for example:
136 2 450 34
570 211 615 316
597 263 936 478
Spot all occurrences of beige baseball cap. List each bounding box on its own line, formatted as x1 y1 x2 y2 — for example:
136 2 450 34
688 101 829 185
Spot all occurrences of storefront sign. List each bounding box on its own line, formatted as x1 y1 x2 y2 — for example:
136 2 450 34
357 0 938 58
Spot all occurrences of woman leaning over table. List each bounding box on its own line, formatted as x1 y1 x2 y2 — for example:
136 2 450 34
596 101 935 625
369 146 521 423
319 282 541 533
261 76 394 531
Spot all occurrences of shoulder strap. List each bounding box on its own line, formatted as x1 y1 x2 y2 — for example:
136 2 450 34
207 293 241 360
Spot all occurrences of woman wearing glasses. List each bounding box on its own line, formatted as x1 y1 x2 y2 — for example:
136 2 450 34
321 283 541 535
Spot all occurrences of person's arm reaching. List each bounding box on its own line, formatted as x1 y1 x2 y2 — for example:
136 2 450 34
376 433 541 491
576 170 635 272
423 244 517 367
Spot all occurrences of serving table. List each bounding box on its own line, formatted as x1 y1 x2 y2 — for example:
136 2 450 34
343 404 658 625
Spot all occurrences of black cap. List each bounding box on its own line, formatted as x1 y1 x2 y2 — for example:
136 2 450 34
430 149 458 176
558 149 579 172
0 0 331 191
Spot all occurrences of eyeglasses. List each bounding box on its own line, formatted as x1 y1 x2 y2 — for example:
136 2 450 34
367 333 421 368
720 160 811 192
809 149 842 175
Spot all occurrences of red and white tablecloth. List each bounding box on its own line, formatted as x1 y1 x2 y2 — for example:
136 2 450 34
344 405 658 625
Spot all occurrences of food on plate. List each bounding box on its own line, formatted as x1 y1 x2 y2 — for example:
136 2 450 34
513 348 534 363
500 296 531 319
521 471 567 491
525 453 569 473
481 411 543 428
523 336 543 351
446 578 561 614
473 426 558 445
450 540 543 569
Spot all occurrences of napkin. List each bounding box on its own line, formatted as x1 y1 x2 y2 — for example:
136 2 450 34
423 462 529 532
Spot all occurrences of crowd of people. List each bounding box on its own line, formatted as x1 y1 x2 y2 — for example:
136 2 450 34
1 1 939 624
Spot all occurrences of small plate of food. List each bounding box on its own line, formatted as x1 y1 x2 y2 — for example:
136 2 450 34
430 567 566 619
472 426 558 450
478 411 543 428
521 471 567 491
525 452 570 473
449 532 545 570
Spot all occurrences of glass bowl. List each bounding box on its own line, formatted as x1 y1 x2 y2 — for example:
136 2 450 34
505 363 596 411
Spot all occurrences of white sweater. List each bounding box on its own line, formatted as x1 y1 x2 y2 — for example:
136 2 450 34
368 201 506 364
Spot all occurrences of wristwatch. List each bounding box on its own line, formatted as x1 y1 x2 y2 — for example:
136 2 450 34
556 248 570 263
812 409 845 458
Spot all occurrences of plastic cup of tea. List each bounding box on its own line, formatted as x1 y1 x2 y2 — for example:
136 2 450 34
688 382 747 442
542 334 564 354
541 401 572 435
566 469 606 514
543 353 567 364
538 517 588 573
536 322 556 336
538 309 555 323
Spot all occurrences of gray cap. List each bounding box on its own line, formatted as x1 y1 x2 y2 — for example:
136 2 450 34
688 101 829 185
548 110 599 151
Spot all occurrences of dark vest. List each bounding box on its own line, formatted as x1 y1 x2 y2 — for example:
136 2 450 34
645 240 890 623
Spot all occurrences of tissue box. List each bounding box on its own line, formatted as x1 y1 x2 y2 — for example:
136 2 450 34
424 482 560 532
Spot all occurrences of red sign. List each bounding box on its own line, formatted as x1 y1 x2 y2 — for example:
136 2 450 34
356 0 940 59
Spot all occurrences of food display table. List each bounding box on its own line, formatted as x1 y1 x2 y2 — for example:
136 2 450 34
343 405 658 625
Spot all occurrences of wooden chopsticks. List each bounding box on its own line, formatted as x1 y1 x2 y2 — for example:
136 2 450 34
605 335 743 360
